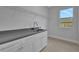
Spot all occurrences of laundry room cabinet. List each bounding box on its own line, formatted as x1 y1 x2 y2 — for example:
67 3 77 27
0 31 47 52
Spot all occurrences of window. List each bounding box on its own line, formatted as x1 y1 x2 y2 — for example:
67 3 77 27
59 8 73 28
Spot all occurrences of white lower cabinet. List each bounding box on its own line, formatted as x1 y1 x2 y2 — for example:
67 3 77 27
0 31 47 52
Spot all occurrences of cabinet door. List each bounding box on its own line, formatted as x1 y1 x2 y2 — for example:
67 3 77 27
32 34 42 52
41 38 47 48
20 36 33 52
0 40 21 52
32 38 42 52
41 31 48 48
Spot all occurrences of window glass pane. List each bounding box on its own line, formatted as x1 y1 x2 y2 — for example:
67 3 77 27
59 8 73 18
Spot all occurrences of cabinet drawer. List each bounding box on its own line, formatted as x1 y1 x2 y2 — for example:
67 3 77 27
0 43 21 52
0 40 21 52
34 33 42 38
42 31 47 37
20 36 33 43
37 31 47 38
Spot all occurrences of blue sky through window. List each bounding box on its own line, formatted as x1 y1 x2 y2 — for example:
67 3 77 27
59 8 73 18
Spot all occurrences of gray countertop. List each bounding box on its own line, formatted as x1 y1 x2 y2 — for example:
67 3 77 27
0 28 46 45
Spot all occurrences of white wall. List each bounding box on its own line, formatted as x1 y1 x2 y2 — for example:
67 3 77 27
48 6 79 44
19 6 48 17
0 6 48 31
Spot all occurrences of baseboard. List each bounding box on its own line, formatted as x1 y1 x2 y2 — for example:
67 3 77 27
48 35 79 45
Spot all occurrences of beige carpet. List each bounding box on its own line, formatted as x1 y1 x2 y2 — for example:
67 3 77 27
42 37 79 52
